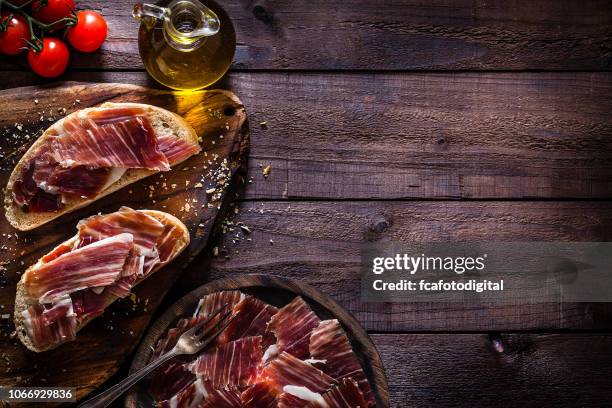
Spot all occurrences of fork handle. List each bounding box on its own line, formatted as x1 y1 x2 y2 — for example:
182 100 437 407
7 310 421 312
77 351 178 408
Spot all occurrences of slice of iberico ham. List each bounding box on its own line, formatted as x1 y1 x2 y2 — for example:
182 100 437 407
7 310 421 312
277 391 314 408
157 133 202 165
22 233 134 302
157 378 241 408
155 222 190 265
304 378 369 408
21 297 77 349
309 319 375 406
76 207 165 256
70 289 116 321
189 336 263 389
11 106 201 212
149 361 196 403
218 295 278 346
53 107 170 171
259 352 335 396
192 290 245 344
104 251 144 298
241 380 278 408
266 296 321 359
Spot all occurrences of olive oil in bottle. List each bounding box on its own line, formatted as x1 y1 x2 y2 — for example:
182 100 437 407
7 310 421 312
133 0 235 90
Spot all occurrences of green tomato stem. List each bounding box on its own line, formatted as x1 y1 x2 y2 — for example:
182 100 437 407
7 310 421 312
0 0 77 52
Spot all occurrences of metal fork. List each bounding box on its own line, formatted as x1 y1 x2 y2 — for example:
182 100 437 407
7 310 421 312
77 306 233 408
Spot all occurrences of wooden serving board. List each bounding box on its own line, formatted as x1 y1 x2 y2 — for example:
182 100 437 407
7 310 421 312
125 274 390 407
0 82 249 400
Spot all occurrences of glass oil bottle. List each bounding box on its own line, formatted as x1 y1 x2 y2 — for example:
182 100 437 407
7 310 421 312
133 0 236 90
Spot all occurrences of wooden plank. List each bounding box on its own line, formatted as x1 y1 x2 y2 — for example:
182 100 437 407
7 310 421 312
0 0 610 71
166 200 612 332
235 72 612 200
373 333 612 407
2 71 611 200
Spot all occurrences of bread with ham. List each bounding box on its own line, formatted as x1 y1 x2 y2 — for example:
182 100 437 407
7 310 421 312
5 102 201 231
14 207 190 352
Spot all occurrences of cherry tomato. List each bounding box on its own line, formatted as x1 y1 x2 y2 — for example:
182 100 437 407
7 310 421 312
0 12 30 55
66 10 107 52
28 37 69 78
32 0 75 28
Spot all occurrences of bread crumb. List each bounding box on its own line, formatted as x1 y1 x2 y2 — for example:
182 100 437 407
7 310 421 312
263 165 271 178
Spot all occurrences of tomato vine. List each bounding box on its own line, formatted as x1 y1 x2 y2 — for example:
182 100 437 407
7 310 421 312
0 0 77 51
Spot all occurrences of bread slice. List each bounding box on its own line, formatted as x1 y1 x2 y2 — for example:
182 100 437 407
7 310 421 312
14 210 190 352
5 102 199 231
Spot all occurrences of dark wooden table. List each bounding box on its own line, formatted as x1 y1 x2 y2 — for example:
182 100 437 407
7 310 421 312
1 1 612 406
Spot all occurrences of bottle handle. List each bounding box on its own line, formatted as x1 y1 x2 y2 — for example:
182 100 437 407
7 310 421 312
133 3 170 22
133 2 220 38
190 8 220 37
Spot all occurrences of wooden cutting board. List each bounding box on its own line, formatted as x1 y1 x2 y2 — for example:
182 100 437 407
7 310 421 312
0 82 249 400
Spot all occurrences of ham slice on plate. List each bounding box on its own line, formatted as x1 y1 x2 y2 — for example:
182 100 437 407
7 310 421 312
149 361 196 403
157 378 241 408
192 290 245 345
218 295 278 346
309 319 375 406
259 352 335 395
22 233 134 302
152 316 208 360
189 336 263 389
150 292 376 408
241 380 278 408
267 296 321 359
194 290 245 319
277 391 312 408
304 378 369 408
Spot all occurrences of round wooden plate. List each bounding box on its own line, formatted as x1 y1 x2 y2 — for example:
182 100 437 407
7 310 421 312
125 274 389 407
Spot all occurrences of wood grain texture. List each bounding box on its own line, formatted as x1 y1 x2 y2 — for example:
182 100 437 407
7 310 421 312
0 82 249 399
374 333 612 407
163 200 612 332
2 71 610 200
125 275 389 407
1 0 611 71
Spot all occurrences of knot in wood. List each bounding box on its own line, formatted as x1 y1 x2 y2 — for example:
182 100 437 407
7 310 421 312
253 4 273 24
488 333 504 353
370 216 389 233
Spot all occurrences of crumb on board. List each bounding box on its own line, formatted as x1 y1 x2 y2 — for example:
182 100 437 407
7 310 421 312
263 165 271 178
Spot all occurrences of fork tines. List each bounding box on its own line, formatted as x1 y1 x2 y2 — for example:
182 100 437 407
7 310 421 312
182 304 234 349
